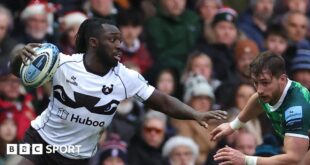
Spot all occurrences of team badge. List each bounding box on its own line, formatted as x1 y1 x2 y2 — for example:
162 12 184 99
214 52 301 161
102 84 114 95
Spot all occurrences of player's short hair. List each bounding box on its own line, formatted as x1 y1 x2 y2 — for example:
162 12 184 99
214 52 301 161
75 18 114 53
249 51 286 78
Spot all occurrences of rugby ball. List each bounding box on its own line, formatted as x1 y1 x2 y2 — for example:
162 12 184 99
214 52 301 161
20 43 60 88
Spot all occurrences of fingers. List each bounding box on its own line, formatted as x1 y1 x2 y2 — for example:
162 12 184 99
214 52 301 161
219 161 233 165
24 46 37 56
198 121 209 129
27 43 41 48
21 49 33 65
214 147 232 162
216 147 231 154
214 151 232 164
213 110 228 120
207 111 227 120
210 126 219 136
21 43 40 65
211 130 224 141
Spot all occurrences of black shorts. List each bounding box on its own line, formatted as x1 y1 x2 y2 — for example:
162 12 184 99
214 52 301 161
19 127 90 165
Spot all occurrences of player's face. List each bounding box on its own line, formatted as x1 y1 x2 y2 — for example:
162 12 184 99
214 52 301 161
252 71 286 105
97 24 122 67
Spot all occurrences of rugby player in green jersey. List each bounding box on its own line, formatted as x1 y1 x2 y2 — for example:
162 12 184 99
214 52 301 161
210 52 310 165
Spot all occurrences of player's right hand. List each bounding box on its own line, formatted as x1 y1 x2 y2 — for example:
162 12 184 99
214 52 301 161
210 122 234 141
17 43 41 65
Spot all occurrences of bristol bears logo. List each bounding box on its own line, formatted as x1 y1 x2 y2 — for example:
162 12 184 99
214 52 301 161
102 84 113 95
53 85 119 115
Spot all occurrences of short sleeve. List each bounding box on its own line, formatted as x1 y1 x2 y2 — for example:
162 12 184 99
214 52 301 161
284 106 309 139
120 66 155 102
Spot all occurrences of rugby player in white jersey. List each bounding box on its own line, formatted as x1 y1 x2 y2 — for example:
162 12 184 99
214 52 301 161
10 18 227 165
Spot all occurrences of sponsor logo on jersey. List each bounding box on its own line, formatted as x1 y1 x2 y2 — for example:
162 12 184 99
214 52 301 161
56 108 105 127
70 114 105 127
285 106 303 130
66 76 78 86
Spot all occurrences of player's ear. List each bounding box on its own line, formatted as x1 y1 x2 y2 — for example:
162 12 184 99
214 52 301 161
279 74 287 83
89 37 98 48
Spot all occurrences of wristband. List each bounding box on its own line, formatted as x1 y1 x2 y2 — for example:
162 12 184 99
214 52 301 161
245 156 258 165
229 117 245 130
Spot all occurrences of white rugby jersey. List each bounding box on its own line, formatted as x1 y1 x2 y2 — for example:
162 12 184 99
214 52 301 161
31 53 155 159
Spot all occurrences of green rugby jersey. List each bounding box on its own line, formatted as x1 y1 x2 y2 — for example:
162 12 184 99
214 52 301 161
259 80 310 139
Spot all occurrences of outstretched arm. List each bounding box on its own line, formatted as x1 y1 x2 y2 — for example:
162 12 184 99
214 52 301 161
237 93 264 122
214 136 308 165
144 89 227 128
210 93 264 141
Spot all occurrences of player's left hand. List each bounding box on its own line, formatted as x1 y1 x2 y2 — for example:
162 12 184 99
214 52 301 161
214 146 246 165
195 110 227 128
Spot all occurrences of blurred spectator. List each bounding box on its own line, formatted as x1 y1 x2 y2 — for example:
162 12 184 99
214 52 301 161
54 0 85 16
0 110 18 164
228 82 263 144
281 11 309 73
222 0 249 13
183 74 215 111
108 98 145 143
14 1 56 114
140 0 157 19
0 4 17 59
197 0 222 24
264 24 288 56
182 51 221 91
58 11 87 54
90 135 128 165
172 75 217 165
290 49 310 89
146 0 201 72
156 68 179 97
162 136 199 165
15 0 56 44
285 0 308 14
238 0 275 50
198 0 222 44
282 11 310 49
234 39 259 83
233 131 257 156
128 110 167 165
0 59 36 141
117 10 153 74
254 134 281 156
198 7 240 81
85 0 118 23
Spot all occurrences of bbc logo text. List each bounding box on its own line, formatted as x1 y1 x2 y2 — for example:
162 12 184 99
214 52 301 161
7 144 81 155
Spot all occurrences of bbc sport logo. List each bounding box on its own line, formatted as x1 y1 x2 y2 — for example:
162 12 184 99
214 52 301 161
7 144 81 155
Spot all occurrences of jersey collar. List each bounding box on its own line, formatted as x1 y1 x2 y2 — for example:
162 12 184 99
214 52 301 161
268 79 292 112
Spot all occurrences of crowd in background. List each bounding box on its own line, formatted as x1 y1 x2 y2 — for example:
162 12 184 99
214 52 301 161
0 0 310 165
